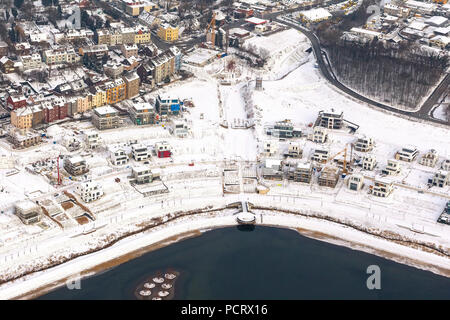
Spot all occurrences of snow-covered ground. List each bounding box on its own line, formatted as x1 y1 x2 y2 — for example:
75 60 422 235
0 28 449 299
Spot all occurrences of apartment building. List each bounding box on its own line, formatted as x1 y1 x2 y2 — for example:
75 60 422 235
121 43 138 58
155 95 183 117
11 107 33 129
19 53 42 71
316 110 344 130
292 161 312 183
262 159 283 180
124 0 157 16
123 71 140 99
129 102 157 125
157 23 179 42
287 142 302 158
43 47 80 65
105 78 127 104
92 106 120 130
318 166 340 188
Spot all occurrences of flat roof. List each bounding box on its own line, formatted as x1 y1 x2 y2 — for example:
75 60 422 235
245 17 267 25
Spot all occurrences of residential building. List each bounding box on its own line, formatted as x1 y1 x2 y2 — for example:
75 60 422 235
104 62 124 78
157 23 179 42
372 178 394 197
79 44 109 57
262 159 283 180
7 128 42 148
312 126 328 143
311 148 329 163
129 102 157 125
76 180 104 203
6 95 27 110
263 140 278 157
316 110 344 129
155 141 171 158
132 144 150 161
15 200 42 225
123 72 140 99
19 53 42 71
362 154 376 171
124 0 157 16
382 159 401 175
155 95 182 117
395 146 419 162
134 26 152 44
85 130 100 149
299 8 332 23
286 142 302 158
441 159 450 171
0 56 15 73
292 161 312 183
121 43 138 58
105 78 127 104
348 174 364 191
43 47 80 65
109 146 129 165
318 166 340 188
419 150 438 167
92 106 120 130
11 107 33 129
431 170 449 187
64 156 88 176
354 136 375 152
170 120 189 138
132 166 154 184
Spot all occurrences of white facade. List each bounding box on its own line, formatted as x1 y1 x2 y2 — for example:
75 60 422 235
76 180 104 203
132 144 150 161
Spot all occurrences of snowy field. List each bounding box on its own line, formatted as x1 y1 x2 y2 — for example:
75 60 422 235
0 28 449 298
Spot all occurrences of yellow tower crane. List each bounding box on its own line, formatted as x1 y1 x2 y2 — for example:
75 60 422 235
206 12 216 47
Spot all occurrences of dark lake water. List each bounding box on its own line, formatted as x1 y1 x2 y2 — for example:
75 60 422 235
39 226 450 299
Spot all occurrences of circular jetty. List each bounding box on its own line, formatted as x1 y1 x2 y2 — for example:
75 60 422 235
158 290 170 297
144 282 155 289
139 290 152 296
134 269 180 300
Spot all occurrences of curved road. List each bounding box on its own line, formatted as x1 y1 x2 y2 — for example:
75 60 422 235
275 17 449 126
95 0 449 126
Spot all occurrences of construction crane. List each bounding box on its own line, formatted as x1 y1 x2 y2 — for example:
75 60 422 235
57 155 62 186
206 12 216 47
324 143 354 175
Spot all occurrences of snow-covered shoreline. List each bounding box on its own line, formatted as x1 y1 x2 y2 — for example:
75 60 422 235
0 201 449 300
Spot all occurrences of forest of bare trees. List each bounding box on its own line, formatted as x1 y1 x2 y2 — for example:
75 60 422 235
324 39 448 109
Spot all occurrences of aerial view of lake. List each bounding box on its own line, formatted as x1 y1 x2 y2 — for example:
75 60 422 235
39 225 450 300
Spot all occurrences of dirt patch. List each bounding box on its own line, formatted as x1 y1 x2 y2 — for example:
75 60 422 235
61 202 74 210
